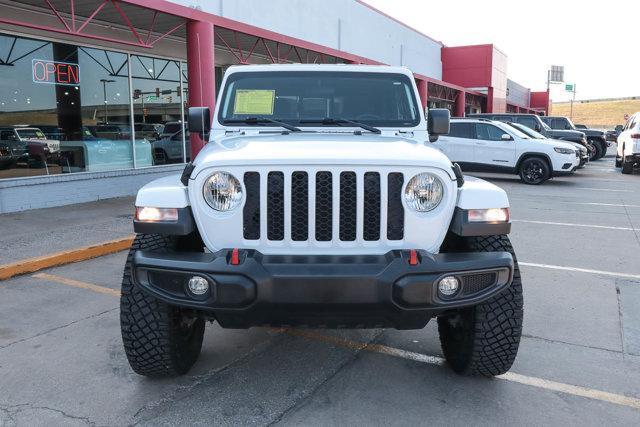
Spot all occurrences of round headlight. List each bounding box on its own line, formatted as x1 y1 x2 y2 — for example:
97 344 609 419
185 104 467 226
203 172 243 211
404 173 444 212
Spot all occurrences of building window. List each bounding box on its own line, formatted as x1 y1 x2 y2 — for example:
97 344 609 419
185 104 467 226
131 54 187 165
0 33 187 180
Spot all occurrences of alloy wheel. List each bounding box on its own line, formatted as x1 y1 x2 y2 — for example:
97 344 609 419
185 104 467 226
523 161 545 184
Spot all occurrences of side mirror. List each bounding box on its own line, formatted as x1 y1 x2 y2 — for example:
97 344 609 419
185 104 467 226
535 124 542 132
501 133 513 141
188 107 211 139
427 108 450 142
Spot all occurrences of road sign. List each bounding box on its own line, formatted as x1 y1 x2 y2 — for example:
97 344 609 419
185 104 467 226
145 95 158 101
549 65 564 83
565 84 574 92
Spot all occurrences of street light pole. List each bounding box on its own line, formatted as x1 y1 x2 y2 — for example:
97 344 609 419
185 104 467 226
570 84 577 121
100 79 115 124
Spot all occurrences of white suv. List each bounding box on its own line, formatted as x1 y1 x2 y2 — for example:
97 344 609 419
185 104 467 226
616 111 640 174
433 118 580 184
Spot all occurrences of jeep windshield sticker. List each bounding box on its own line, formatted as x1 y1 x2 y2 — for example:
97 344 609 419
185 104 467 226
233 90 275 115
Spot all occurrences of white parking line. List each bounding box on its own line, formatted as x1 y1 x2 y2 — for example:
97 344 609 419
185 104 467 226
509 198 640 209
281 329 640 410
499 372 640 410
575 202 640 208
571 187 633 193
519 262 640 280
512 219 637 231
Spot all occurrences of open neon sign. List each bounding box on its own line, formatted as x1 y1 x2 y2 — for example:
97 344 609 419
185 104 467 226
32 59 80 86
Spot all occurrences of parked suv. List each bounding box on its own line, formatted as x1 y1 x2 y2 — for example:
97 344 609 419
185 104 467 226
468 113 591 159
607 125 624 142
616 112 640 174
123 64 524 379
433 118 579 184
506 121 589 168
541 116 608 160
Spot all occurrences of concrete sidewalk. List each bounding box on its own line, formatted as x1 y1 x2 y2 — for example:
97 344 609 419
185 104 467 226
0 197 135 265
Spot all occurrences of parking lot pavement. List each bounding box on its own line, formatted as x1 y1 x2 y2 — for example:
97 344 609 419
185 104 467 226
0 197 134 265
2 148 640 425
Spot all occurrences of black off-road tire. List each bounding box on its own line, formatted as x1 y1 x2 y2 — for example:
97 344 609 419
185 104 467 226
621 158 634 174
615 154 622 168
120 234 205 378
590 140 604 160
598 141 608 160
438 234 523 377
519 156 550 185
621 148 634 174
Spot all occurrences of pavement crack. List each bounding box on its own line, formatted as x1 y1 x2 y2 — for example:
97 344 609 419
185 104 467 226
0 403 95 426
621 202 640 248
267 329 385 426
131 332 278 425
522 333 623 355
0 308 117 350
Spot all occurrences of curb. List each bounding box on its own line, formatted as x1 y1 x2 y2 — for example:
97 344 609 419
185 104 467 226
0 236 135 281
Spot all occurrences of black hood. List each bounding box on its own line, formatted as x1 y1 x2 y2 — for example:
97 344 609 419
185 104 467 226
547 129 585 143
579 128 605 137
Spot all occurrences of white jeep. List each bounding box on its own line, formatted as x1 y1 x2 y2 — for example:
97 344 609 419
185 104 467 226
121 64 523 378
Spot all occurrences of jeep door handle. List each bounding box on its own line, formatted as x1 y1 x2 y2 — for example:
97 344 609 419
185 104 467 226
476 141 487 146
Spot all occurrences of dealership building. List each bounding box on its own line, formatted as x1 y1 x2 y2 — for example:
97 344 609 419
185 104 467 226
0 0 551 213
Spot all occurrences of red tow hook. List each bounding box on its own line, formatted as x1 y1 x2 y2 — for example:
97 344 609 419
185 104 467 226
409 249 419 266
230 248 240 266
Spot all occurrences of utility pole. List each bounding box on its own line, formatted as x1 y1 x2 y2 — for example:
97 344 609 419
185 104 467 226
100 79 115 124
569 84 576 120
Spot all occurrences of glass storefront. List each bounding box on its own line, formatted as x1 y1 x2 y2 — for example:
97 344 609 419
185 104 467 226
0 33 187 179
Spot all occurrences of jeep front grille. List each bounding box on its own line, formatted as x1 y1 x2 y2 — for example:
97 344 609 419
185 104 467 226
242 170 405 243
242 172 261 240
291 171 309 241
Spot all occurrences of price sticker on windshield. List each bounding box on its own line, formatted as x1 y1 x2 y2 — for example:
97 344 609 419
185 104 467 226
233 90 275 115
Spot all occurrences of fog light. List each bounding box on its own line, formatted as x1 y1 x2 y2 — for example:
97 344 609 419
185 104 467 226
438 276 460 297
188 276 209 295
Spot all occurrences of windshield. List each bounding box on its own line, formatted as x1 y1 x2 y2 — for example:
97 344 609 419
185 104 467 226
511 123 547 139
496 123 530 139
163 123 182 134
16 129 45 139
218 71 420 128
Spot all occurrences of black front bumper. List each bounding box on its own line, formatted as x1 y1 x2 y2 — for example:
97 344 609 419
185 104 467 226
625 154 640 165
132 249 514 329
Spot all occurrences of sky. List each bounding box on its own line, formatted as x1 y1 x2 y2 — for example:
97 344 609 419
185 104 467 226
365 0 638 101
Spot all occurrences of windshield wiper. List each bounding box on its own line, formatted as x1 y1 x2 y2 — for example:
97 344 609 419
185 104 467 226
223 117 302 132
300 118 381 134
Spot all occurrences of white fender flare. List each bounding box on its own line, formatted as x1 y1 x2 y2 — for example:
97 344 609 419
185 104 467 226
450 176 511 236
135 174 189 208
456 176 509 210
